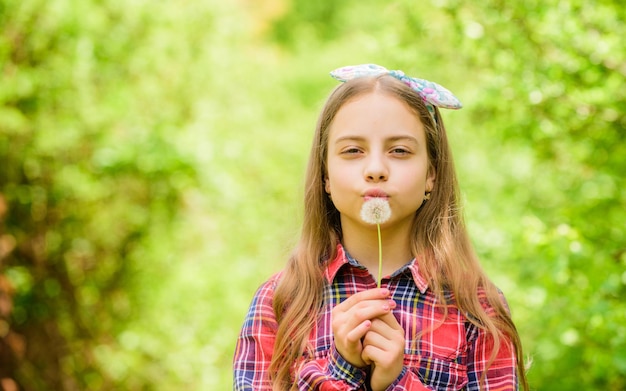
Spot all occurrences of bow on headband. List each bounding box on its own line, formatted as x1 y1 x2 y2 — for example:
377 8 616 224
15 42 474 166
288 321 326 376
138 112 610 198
330 64 462 119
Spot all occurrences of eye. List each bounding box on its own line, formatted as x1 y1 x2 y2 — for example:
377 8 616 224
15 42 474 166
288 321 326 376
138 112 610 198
341 147 363 155
390 147 412 156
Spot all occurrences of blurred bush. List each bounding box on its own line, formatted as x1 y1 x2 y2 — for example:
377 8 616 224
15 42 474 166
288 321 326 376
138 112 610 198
0 0 202 388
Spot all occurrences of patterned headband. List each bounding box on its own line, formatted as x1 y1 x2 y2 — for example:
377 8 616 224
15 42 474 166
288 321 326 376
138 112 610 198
330 64 462 122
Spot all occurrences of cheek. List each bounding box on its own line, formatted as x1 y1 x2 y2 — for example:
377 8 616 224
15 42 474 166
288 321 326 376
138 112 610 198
402 168 432 197
326 175 344 195
326 159 353 186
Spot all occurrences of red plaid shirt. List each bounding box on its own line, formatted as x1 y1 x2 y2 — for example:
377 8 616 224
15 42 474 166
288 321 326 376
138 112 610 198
233 245 518 390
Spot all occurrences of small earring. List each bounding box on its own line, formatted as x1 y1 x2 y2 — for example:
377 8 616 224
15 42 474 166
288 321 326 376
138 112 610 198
424 192 431 201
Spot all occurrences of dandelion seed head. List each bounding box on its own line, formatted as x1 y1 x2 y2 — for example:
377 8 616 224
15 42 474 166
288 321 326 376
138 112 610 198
360 198 392 225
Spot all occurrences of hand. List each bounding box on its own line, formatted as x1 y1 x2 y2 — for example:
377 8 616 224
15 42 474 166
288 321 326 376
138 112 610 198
331 288 395 368
361 311 405 391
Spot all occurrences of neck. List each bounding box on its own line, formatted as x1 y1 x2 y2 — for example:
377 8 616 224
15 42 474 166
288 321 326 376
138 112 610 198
341 219 413 278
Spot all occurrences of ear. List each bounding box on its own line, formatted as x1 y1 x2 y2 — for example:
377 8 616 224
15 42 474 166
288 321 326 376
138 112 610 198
425 168 435 193
324 178 331 194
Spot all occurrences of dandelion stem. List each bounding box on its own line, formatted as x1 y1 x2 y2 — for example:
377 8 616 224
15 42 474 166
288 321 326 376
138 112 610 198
377 223 382 288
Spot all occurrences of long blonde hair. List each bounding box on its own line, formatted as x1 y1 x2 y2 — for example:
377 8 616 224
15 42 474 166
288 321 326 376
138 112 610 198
269 75 528 390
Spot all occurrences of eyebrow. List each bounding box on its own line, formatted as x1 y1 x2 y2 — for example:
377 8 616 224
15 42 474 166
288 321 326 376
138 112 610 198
333 135 420 144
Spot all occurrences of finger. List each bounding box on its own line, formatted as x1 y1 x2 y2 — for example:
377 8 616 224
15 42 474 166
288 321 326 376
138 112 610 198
361 342 383 364
362 329 384 348
346 319 371 344
362 329 405 366
363 321 394 344
335 319 371 368
352 299 396 322
339 288 391 308
333 299 396 332
371 310 403 331
366 319 404 348
361 341 401 368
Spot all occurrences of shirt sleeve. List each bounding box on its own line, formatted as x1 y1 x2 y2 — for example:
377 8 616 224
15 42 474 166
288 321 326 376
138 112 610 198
233 276 370 391
465 328 517 390
233 277 279 391
296 344 368 390
465 292 518 391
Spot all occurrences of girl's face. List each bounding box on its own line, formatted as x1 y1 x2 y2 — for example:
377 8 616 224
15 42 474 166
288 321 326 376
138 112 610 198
325 91 434 234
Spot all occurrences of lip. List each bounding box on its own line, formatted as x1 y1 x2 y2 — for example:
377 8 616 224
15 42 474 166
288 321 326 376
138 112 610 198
363 189 389 201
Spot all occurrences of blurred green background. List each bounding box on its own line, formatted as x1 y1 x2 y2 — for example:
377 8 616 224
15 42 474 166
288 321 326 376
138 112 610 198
0 0 624 389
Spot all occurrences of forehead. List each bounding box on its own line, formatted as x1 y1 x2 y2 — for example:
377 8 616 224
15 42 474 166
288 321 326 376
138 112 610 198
328 91 425 141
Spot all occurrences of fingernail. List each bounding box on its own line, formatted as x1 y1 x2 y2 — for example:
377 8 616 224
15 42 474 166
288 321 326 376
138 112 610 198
388 299 396 308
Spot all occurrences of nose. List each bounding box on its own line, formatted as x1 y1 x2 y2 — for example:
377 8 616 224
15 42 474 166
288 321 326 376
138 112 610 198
364 153 388 182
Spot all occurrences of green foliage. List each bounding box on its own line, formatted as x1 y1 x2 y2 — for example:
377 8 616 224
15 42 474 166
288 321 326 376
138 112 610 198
430 2 626 388
1 0 204 388
0 0 624 390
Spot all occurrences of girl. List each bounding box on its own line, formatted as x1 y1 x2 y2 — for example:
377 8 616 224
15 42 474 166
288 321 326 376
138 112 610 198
233 64 528 391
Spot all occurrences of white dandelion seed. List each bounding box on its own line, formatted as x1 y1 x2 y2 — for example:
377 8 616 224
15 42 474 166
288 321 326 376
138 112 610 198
360 198 392 225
